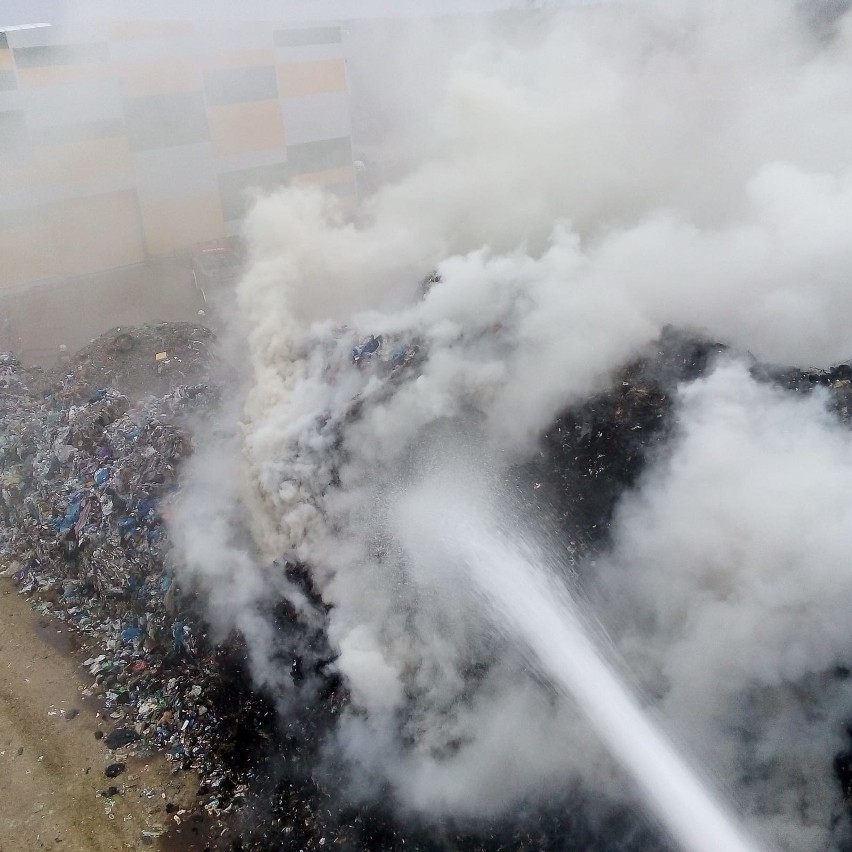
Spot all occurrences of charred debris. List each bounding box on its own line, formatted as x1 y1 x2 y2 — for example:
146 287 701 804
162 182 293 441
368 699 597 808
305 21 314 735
1 321 852 850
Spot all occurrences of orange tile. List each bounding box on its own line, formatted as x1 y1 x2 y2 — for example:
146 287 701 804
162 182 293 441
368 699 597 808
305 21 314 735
37 136 133 184
208 99 285 156
289 165 356 188
277 59 347 98
16 63 113 88
0 137 133 192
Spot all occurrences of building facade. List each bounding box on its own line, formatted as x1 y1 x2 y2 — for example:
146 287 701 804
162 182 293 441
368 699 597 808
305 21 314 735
0 17 356 289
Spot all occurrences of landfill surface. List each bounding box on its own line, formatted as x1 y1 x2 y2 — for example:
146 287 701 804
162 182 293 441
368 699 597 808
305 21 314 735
0 323 252 850
3 321 852 850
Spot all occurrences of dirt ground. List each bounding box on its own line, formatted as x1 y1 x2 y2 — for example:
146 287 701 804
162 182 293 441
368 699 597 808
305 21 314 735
0 578 204 852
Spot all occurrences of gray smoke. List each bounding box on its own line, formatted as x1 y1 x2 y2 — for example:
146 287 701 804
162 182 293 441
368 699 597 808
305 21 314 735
170 2 852 849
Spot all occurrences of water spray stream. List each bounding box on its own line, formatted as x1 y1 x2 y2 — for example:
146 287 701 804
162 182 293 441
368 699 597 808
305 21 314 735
412 495 760 852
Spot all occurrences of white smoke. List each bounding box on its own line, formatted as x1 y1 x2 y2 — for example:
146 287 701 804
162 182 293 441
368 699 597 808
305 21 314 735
171 1 852 849
596 362 852 849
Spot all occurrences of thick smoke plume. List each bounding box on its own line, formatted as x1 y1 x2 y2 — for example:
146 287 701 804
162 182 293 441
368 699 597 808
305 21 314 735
171 1 852 849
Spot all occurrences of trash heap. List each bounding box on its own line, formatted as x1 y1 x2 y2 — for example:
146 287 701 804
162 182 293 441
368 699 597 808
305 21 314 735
5 320 852 852
0 324 694 851
68 321 218 400
0 325 276 840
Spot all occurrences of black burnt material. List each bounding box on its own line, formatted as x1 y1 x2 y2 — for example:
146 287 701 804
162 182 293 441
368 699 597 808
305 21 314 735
754 360 852 424
526 329 727 549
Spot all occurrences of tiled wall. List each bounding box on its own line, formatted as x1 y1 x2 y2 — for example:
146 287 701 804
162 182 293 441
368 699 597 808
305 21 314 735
0 20 356 288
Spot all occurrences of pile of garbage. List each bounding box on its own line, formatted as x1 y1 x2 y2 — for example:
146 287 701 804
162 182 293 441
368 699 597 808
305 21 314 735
0 321 378 851
0 322 695 851
0 326 279 846
66 321 218 400
5 318 852 852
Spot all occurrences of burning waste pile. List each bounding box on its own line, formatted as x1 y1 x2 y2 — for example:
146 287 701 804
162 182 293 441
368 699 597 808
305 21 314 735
171 2 852 851
9 2 852 851
7 313 852 850
170 256 852 852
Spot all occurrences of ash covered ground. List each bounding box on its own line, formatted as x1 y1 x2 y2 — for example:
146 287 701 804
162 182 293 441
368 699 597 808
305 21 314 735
3 318 852 851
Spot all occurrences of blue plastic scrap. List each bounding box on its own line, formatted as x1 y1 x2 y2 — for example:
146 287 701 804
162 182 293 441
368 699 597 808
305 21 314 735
352 335 383 364
58 499 82 532
118 516 138 536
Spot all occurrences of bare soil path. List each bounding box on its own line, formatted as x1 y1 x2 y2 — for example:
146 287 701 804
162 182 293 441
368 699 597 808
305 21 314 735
0 579 200 852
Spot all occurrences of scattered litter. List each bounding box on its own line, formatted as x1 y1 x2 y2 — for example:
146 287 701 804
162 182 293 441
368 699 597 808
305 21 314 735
141 825 166 838
0 324 236 828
